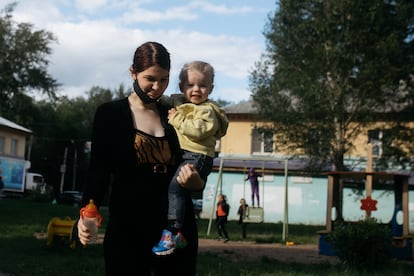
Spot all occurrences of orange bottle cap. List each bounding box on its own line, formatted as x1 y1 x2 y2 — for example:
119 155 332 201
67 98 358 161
82 199 99 218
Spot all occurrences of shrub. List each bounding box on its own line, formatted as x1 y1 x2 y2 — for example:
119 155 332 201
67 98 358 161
328 218 392 269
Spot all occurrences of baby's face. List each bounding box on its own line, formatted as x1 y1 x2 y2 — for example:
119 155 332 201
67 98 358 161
181 69 212 105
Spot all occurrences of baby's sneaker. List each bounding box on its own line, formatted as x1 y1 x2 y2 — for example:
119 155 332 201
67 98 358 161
152 229 175 255
174 232 187 249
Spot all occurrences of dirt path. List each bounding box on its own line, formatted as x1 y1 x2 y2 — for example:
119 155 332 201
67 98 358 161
198 238 340 264
34 232 339 264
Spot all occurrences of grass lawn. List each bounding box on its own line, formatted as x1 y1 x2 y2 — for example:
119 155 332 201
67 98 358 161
0 196 413 275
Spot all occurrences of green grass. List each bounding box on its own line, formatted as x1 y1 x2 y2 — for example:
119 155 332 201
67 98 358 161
197 218 321 244
0 196 413 275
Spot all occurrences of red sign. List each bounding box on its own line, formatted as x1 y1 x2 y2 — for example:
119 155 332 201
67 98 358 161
360 196 378 212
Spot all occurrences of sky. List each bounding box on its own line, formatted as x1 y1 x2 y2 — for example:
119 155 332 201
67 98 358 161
1 0 277 104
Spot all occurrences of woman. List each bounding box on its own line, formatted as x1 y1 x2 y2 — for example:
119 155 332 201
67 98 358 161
76 41 203 276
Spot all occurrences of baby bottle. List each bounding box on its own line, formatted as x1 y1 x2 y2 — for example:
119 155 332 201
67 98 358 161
80 199 102 243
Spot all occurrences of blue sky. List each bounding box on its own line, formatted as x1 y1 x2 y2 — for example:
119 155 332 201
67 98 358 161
1 0 277 103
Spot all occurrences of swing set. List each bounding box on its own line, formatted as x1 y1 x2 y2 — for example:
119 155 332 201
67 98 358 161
206 155 289 238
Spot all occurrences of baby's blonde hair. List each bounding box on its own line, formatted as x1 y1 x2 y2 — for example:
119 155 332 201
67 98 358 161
178 60 215 89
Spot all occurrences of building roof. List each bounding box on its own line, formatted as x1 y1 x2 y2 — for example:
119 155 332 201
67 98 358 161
223 100 256 114
0 116 32 134
224 93 413 115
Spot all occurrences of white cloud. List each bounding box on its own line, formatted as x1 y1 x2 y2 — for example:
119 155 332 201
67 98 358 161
75 0 108 13
189 1 252 15
0 0 275 102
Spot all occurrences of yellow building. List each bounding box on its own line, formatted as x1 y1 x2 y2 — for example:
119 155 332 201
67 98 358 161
219 100 414 168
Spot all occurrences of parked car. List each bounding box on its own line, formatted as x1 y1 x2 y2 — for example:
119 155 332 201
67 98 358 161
56 190 83 206
192 198 203 219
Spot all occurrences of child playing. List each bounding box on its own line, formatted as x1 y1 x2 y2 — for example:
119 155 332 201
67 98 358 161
152 61 229 255
245 168 262 207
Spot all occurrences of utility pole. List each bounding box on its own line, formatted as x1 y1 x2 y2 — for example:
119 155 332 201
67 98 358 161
282 159 289 242
71 140 77 191
59 147 68 193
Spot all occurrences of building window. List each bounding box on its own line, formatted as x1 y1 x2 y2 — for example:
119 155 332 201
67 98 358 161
11 139 18 156
368 129 383 158
251 128 274 154
0 136 4 154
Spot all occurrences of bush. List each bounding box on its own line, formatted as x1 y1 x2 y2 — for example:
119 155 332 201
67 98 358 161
328 218 392 269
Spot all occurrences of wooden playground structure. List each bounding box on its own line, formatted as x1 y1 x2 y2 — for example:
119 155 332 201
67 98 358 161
318 144 413 260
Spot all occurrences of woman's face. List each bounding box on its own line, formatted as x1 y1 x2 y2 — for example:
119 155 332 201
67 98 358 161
135 65 170 100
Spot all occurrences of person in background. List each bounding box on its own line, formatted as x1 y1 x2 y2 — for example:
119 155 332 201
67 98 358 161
237 198 249 239
215 194 230 242
245 168 262 207
152 61 229 255
75 41 204 276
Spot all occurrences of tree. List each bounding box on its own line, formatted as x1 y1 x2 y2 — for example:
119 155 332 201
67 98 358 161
29 86 115 193
0 3 58 122
214 98 232 107
249 0 414 171
113 83 129 100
